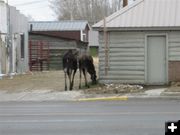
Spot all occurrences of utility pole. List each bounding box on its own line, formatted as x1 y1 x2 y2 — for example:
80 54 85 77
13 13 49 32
103 0 109 76
123 0 128 7
6 0 13 77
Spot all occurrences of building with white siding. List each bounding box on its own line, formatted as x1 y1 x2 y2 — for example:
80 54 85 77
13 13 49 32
93 0 180 85
0 1 29 77
88 30 99 57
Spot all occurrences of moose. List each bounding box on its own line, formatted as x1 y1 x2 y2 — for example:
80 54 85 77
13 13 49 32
62 50 97 91
62 50 78 91
78 53 97 89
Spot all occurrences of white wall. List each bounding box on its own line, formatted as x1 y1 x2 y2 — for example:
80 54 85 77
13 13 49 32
0 1 7 34
0 1 29 74
98 31 180 84
88 30 99 47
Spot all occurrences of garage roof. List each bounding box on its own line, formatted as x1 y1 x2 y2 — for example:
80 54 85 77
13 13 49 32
29 20 89 31
93 0 180 30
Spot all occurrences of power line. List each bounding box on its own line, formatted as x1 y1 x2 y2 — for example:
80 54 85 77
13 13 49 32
14 0 49 7
20 5 51 11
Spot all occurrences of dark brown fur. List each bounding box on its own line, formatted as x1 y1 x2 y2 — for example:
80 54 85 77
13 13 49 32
78 54 97 89
62 50 78 90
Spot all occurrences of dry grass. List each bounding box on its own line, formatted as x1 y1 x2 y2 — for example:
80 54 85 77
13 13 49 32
0 71 70 92
0 57 99 93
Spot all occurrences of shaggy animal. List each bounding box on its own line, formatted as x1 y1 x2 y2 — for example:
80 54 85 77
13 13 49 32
78 54 97 88
62 50 78 90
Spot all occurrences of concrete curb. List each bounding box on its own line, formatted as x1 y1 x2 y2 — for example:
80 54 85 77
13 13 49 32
77 96 128 101
77 95 180 101
127 95 180 100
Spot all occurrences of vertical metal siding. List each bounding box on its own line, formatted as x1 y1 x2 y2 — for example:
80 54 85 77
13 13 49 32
9 5 29 73
0 2 7 34
0 3 29 74
88 30 99 47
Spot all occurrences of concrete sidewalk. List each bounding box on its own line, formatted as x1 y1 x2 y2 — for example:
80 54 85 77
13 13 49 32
0 88 180 102
0 90 84 102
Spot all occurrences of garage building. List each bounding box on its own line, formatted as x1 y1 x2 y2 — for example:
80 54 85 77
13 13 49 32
93 0 180 85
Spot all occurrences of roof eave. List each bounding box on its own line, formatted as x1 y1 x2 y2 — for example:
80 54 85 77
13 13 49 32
93 27 180 31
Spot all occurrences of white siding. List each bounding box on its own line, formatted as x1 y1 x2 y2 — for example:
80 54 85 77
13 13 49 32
99 31 180 84
88 30 99 47
168 32 180 61
99 32 145 84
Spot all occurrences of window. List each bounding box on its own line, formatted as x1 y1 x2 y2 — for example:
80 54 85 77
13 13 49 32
20 34 25 59
83 33 86 42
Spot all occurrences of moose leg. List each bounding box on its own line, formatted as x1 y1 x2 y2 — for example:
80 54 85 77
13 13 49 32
70 69 77 90
83 68 89 88
68 69 72 90
64 71 67 91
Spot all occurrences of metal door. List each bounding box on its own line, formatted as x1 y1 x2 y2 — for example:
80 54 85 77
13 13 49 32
147 36 167 84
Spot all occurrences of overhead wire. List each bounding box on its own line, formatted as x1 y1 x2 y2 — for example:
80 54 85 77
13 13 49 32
14 0 49 7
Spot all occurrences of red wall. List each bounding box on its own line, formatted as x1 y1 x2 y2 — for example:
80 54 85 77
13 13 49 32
169 61 180 82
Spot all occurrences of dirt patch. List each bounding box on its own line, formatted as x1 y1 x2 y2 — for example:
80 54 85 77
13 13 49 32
83 83 144 94
165 82 180 92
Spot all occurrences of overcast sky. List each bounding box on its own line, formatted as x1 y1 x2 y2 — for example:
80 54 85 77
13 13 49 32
2 0 134 21
3 0 56 21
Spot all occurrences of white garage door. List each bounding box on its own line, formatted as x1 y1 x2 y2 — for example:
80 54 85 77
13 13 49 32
147 36 167 84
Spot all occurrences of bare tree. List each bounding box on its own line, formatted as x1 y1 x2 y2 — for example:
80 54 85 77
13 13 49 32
50 0 122 24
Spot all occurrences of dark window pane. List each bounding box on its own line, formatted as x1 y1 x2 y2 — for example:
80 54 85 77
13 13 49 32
20 34 25 58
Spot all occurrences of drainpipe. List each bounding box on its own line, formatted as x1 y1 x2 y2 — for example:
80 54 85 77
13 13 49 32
123 0 128 7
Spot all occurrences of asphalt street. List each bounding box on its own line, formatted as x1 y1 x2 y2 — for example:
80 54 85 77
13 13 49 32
0 99 180 135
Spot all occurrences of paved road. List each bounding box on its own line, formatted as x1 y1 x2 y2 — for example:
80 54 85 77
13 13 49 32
0 99 180 135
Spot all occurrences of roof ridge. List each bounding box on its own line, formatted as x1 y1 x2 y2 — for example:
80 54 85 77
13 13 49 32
93 0 144 27
105 0 144 26
29 20 88 23
28 20 90 31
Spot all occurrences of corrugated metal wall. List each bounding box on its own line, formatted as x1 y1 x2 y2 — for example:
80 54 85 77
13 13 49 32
0 2 29 74
0 2 7 34
99 31 180 84
10 7 29 73
88 30 99 47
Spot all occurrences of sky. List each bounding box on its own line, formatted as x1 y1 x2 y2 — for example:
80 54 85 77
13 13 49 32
2 0 134 21
2 0 56 21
